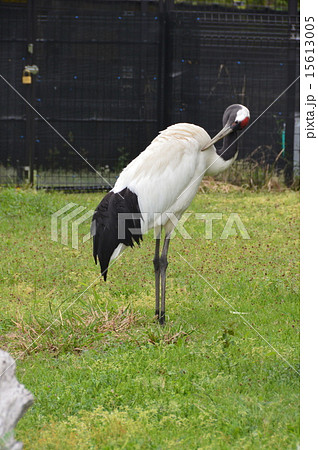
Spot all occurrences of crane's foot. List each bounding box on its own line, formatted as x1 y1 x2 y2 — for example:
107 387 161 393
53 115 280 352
159 312 165 326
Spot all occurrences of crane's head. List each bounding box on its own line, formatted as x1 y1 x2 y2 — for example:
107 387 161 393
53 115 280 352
209 104 250 145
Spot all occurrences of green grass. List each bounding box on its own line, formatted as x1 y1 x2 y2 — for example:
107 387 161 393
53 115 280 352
0 185 299 449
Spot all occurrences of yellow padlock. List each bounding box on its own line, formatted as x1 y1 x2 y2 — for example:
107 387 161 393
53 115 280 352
22 69 32 84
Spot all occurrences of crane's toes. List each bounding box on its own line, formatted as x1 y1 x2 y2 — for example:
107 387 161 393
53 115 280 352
159 313 165 326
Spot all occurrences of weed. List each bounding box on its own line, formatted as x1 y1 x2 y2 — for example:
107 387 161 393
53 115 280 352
214 146 297 191
143 323 195 346
0 187 299 448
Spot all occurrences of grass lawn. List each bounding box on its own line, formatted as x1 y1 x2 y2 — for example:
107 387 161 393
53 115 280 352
0 185 299 449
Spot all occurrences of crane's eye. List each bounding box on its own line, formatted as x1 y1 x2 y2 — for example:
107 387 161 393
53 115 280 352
231 120 240 130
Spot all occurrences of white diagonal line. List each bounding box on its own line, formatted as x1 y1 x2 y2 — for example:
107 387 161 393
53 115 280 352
0 253 124 379
177 75 300 202
177 251 300 376
0 74 116 192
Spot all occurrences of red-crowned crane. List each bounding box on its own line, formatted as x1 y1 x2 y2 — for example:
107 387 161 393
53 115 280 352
92 104 250 324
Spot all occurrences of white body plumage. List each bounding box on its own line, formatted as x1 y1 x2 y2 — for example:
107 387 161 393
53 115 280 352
112 123 233 243
92 104 250 323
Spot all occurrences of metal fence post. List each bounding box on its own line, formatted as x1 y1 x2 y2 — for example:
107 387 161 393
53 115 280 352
284 0 299 186
25 0 36 186
158 0 174 130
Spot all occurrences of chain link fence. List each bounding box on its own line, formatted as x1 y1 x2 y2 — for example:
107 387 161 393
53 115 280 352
0 0 299 189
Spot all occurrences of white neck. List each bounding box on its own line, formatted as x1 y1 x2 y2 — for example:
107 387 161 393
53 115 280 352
204 146 238 176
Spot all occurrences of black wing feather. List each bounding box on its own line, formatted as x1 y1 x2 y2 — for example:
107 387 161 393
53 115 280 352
91 188 142 281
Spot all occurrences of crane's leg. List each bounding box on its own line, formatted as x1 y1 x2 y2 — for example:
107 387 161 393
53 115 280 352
159 233 171 325
153 236 161 318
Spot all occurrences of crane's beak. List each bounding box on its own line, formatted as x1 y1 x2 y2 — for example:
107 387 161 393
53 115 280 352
201 124 233 151
209 124 233 145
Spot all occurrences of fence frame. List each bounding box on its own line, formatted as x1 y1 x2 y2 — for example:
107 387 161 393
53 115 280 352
0 0 299 189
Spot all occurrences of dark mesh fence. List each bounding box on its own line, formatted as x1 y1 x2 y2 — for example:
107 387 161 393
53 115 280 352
166 9 300 172
0 0 299 189
0 4 28 184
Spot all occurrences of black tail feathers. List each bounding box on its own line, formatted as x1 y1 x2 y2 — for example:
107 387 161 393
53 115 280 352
92 188 142 281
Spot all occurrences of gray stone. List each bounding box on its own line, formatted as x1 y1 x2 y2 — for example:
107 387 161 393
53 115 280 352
0 350 34 450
